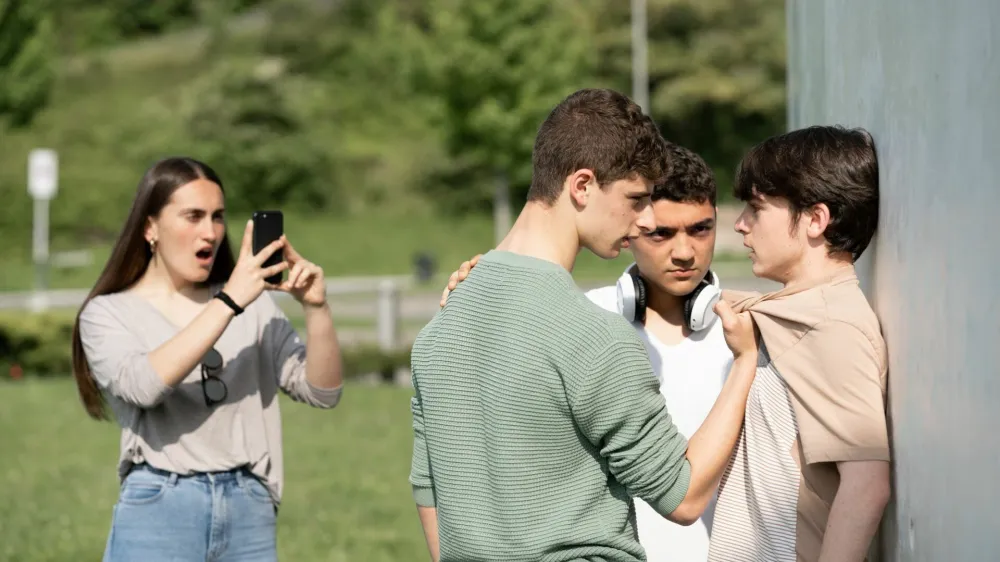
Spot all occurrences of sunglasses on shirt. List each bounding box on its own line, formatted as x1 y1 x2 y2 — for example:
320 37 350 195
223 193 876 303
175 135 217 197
201 348 228 407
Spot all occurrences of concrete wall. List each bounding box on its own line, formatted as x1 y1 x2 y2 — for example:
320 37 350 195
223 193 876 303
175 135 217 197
786 1 1000 560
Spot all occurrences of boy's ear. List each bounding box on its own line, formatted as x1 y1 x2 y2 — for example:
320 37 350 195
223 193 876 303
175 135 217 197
805 203 832 239
567 168 597 208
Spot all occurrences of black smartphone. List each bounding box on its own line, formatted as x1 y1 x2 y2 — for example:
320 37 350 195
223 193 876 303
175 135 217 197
252 210 284 285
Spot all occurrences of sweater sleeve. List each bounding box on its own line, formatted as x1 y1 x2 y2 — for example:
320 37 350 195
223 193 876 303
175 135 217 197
565 337 692 517
409 376 436 507
260 293 342 408
78 297 172 408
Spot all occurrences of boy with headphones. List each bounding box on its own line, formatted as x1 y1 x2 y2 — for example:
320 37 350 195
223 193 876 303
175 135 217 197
586 142 731 561
440 143 733 561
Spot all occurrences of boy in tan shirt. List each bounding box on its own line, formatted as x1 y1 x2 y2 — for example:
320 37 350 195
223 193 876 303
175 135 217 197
708 125 891 562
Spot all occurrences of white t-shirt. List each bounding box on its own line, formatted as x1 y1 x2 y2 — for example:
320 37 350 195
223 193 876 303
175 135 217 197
585 285 734 562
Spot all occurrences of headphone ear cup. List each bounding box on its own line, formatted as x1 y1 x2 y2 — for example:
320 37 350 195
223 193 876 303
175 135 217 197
686 283 722 332
683 284 702 329
616 276 634 323
684 271 723 331
633 274 647 324
617 263 647 324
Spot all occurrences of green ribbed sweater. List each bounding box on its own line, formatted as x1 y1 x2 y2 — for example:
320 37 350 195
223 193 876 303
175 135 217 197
409 250 692 562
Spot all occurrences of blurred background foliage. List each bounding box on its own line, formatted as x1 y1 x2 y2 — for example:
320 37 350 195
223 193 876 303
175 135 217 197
0 0 785 276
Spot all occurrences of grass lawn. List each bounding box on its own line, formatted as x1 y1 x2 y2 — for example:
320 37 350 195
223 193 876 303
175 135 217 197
0 378 427 562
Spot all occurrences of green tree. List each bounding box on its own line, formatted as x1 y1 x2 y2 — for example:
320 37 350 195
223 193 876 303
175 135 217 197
266 0 599 212
262 0 452 212
413 0 598 211
0 0 55 127
183 64 339 213
593 0 786 196
263 0 785 211
118 61 339 214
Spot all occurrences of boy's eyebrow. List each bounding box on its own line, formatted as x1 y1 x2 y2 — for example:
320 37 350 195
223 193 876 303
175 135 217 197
648 226 676 234
648 218 715 234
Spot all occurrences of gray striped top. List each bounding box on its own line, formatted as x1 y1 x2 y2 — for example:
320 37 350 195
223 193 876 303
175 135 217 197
78 290 343 505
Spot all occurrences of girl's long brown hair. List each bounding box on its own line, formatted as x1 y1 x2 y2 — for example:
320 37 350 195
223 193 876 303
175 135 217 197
71 157 236 420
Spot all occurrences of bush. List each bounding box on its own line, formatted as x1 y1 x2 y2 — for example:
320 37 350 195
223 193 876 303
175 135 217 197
0 312 412 381
340 344 414 383
0 311 76 376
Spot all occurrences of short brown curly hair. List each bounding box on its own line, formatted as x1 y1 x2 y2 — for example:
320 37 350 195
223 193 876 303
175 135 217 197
651 142 717 206
527 88 668 204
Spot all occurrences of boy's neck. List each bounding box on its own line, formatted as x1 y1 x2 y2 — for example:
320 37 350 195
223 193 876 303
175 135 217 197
496 201 581 272
783 251 855 290
646 286 687 326
643 287 691 344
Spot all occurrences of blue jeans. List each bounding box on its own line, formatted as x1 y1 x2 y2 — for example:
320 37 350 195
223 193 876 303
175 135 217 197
103 464 278 561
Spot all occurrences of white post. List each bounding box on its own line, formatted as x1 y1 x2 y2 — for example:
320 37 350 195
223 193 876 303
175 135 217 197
631 0 649 114
28 149 58 312
33 198 50 291
376 279 400 350
376 279 401 383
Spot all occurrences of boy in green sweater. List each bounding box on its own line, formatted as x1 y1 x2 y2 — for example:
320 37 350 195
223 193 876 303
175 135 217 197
409 88 759 562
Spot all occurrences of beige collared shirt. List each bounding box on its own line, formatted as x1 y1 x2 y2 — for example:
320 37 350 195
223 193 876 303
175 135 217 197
708 267 890 561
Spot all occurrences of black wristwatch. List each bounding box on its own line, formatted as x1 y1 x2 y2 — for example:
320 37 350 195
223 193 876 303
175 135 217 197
213 290 244 316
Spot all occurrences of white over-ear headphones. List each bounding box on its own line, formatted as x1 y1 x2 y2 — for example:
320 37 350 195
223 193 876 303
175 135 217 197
615 263 722 331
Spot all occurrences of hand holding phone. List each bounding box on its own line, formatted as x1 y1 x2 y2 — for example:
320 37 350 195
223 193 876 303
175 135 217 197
232 210 326 308
221 218 288 309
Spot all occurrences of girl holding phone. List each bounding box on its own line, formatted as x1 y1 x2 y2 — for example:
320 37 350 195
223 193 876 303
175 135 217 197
71 157 344 561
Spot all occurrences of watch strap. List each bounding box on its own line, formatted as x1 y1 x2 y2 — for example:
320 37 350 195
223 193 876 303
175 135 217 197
214 290 244 316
